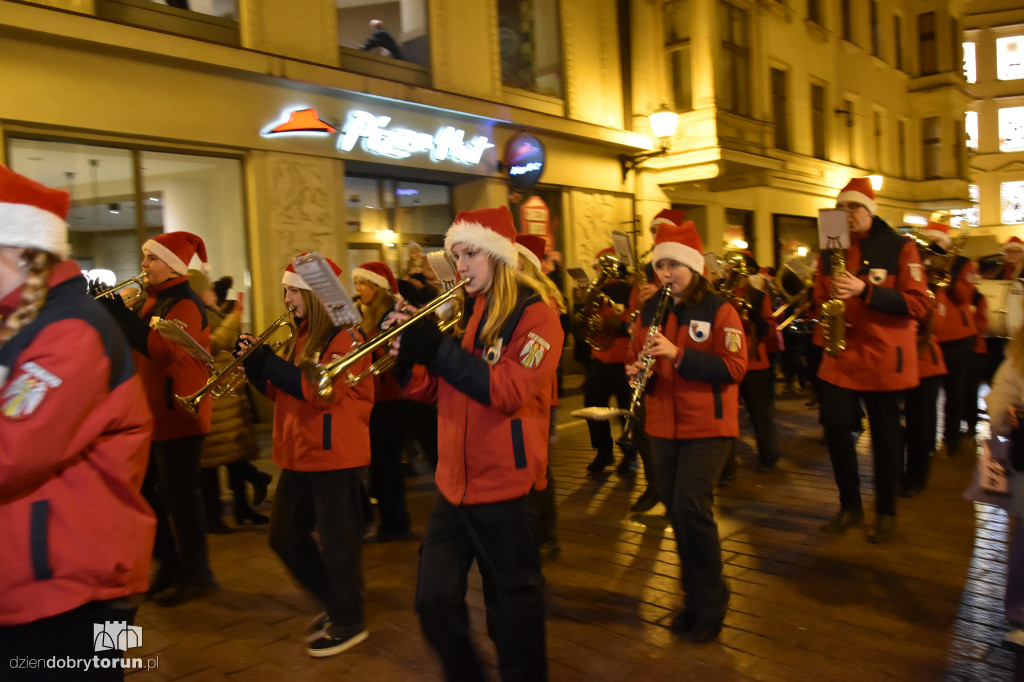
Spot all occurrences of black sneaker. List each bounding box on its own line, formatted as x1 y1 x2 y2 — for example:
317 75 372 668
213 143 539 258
586 451 614 473
305 611 330 643
306 627 368 658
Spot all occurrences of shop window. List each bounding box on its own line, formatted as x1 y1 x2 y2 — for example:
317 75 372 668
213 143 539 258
718 1 750 117
664 0 692 112
5 137 248 320
724 208 754 254
951 184 980 229
965 111 978 150
97 0 239 45
922 116 942 179
499 0 564 99
963 41 976 83
345 175 452 242
1000 107 1024 152
918 12 937 76
1003 181 1024 225
337 0 430 69
771 68 789 150
997 35 1024 81
811 83 826 159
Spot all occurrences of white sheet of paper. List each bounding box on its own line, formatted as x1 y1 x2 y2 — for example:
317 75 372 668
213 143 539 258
818 209 850 250
611 231 635 267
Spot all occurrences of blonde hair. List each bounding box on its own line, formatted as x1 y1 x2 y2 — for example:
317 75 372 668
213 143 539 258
291 288 338 365
0 249 57 348
356 279 394 338
518 257 566 314
477 258 557 349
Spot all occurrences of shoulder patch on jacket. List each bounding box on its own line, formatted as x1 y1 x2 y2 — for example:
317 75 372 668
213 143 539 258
1 361 63 418
519 333 550 369
724 327 743 353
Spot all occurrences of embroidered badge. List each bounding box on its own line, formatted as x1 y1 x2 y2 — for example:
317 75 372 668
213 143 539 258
907 263 923 283
519 333 549 369
484 339 504 366
689 320 711 343
724 326 743 353
869 268 888 285
1 361 62 419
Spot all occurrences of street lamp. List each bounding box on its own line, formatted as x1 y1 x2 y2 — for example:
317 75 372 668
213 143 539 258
620 104 680 180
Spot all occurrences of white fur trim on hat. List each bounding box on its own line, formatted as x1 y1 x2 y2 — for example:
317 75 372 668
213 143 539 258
652 242 704 274
143 238 188 275
444 220 517 267
836 190 877 216
0 202 71 259
281 270 310 290
922 228 951 248
515 243 542 271
352 267 389 291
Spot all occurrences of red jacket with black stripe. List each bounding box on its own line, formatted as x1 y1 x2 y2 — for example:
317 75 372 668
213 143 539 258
0 261 154 626
403 290 562 505
932 256 978 343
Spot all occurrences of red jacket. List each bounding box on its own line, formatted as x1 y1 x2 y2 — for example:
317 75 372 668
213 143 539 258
814 218 930 391
731 284 775 371
367 312 406 403
590 280 634 364
134 276 213 441
933 257 978 343
629 288 747 440
0 262 154 625
974 291 989 353
404 291 562 505
252 320 373 472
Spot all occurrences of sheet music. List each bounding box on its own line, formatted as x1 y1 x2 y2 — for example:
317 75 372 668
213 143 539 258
426 251 460 291
611 231 635 267
291 252 363 327
817 208 850 250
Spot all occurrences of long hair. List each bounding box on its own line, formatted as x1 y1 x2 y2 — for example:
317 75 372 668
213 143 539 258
357 281 394 339
676 269 715 308
1007 322 1024 375
0 249 57 348
478 257 557 349
293 288 337 365
519 258 566 314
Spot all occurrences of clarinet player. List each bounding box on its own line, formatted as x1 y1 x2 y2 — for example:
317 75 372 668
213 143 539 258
626 219 747 643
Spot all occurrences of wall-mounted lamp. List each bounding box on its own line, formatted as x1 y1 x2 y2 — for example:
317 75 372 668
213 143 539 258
868 174 884 192
620 104 679 180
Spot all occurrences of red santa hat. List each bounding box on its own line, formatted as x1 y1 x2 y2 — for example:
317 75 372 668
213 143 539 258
282 252 342 290
0 164 71 259
352 260 397 293
143 231 210 276
515 234 546 271
649 208 686 233
653 220 704 274
836 177 877 215
592 245 617 268
444 206 518 267
923 221 952 249
1003 236 1024 253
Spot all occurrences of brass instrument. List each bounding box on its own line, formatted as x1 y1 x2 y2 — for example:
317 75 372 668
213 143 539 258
619 284 673 445
574 251 629 350
93 273 146 300
914 229 971 289
821 239 847 357
302 280 468 402
772 257 815 331
174 307 296 417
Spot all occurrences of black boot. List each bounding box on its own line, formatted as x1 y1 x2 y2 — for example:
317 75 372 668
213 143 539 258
234 503 269 525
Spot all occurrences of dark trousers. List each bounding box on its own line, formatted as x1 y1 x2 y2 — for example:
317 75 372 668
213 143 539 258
535 463 558 545
269 468 365 632
200 460 260 520
0 600 139 681
738 367 778 466
819 381 903 516
416 493 546 682
143 436 213 585
407 401 439 469
780 329 810 389
370 400 410 534
584 359 630 456
940 337 975 447
904 374 942 491
986 337 1008 385
966 351 987 436
649 436 730 621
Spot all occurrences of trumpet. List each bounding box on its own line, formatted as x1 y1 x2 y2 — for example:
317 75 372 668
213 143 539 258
174 306 295 417
93 273 146 300
302 280 468 402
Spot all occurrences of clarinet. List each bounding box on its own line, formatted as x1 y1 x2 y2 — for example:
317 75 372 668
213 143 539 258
619 284 674 447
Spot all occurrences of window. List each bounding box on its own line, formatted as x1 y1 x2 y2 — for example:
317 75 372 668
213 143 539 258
143 0 236 19
1000 107 1024 152
870 1 880 57
811 83 826 159
897 119 907 177
963 42 976 83
337 0 430 68
997 36 1024 81
808 0 821 26
951 185 981 229
664 0 692 112
965 111 978 150
840 0 852 42
844 98 855 166
919 12 937 76
499 0 564 98
771 68 789 150
344 176 452 236
951 18 960 72
894 15 904 71
922 116 942 179
874 111 883 171
1003 181 1024 224
718 1 751 116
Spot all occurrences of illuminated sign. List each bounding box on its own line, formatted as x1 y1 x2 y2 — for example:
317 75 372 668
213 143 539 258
263 108 494 168
504 133 546 189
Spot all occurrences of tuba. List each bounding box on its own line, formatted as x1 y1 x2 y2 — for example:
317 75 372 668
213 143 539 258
573 251 629 350
821 238 847 357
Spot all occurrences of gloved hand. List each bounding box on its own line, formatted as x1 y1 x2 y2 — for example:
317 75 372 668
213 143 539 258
241 343 274 390
396 317 443 369
97 294 151 355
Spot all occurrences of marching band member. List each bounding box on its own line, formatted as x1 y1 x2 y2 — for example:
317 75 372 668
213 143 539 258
0 164 154 677
627 219 747 643
241 256 373 658
392 206 561 681
922 222 979 458
100 230 217 606
901 289 945 497
352 260 410 542
815 178 929 544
